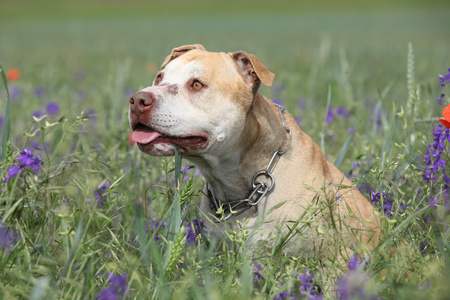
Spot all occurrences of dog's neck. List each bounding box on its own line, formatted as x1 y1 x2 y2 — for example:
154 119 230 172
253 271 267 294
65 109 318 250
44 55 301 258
187 93 290 203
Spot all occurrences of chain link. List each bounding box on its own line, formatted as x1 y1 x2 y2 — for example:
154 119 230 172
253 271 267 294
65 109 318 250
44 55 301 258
206 105 291 222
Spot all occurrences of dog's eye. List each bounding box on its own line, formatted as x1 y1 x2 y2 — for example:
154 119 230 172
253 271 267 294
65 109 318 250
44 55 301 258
154 73 163 85
192 80 204 90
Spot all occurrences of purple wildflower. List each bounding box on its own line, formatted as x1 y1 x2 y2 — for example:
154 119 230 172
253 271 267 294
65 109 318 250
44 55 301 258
419 282 431 290
336 107 350 118
347 127 355 134
429 196 439 207
33 86 48 98
253 263 263 281
146 218 167 241
273 83 285 94
273 98 283 106
348 254 368 270
419 240 429 254
184 219 206 247
9 85 21 101
274 290 289 300
75 90 85 101
17 148 43 171
45 101 60 115
4 166 21 183
84 109 97 121
297 98 307 109
422 124 450 206
125 88 135 98
438 94 445 105
0 221 19 250
0 115 3 129
370 190 395 218
4 148 43 183
32 111 44 118
326 107 335 125
94 182 113 207
439 68 450 89
337 269 377 300
97 272 128 300
274 269 322 300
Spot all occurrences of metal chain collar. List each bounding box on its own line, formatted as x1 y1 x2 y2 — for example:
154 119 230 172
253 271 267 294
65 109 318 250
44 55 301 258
206 104 291 223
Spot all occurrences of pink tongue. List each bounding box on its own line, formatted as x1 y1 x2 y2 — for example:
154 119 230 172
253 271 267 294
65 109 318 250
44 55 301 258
132 127 161 144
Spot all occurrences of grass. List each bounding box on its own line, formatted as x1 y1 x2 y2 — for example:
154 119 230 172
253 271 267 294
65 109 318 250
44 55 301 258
1 1 450 299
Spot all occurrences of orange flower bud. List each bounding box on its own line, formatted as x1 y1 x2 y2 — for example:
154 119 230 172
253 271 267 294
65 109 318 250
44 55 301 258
6 68 21 81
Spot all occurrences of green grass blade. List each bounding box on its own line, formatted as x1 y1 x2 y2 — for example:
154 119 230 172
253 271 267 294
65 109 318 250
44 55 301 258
321 85 332 156
174 148 182 187
334 130 355 168
381 112 396 168
0 64 11 162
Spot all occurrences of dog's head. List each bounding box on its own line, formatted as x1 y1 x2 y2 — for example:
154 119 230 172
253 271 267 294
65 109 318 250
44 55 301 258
128 44 274 156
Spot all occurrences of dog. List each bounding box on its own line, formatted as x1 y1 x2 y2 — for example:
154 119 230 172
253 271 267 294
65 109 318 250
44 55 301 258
128 44 379 260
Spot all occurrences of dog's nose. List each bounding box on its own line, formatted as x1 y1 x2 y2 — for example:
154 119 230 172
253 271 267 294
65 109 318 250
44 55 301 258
129 91 155 113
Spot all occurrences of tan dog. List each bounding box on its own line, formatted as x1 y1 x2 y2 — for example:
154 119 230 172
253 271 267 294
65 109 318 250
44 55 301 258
129 44 379 258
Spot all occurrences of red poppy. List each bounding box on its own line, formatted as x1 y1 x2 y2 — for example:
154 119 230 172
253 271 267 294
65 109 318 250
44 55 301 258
128 132 135 145
6 68 21 81
438 104 450 129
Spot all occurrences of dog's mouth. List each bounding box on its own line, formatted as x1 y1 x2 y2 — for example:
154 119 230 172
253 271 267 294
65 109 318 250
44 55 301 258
131 123 209 150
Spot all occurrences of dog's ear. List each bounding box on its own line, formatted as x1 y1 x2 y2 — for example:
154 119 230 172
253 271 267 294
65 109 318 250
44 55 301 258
161 44 206 68
231 51 275 88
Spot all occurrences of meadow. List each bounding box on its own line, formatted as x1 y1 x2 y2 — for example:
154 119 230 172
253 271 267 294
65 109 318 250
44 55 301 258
1 1 450 299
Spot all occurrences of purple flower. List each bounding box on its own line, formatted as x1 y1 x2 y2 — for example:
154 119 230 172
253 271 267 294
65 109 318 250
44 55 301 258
4 165 21 183
326 107 335 124
184 219 206 247
347 127 355 134
76 90 86 101
297 98 307 109
3 148 43 183
0 115 3 129
33 86 48 98
253 263 263 281
348 254 369 270
146 218 167 241
370 190 396 218
97 272 128 300
275 269 322 300
273 84 285 94
45 101 60 115
17 147 43 171
32 111 44 118
419 240 429 254
336 107 350 118
429 196 439 207
273 98 283 106
9 85 21 102
422 124 450 206
438 94 445 105
0 221 19 250
298 269 319 298
84 109 97 121
439 68 450 89
94 182 113 207
274 290 289 300
419 282 431 290
337 269 377 300
125 88 135 98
